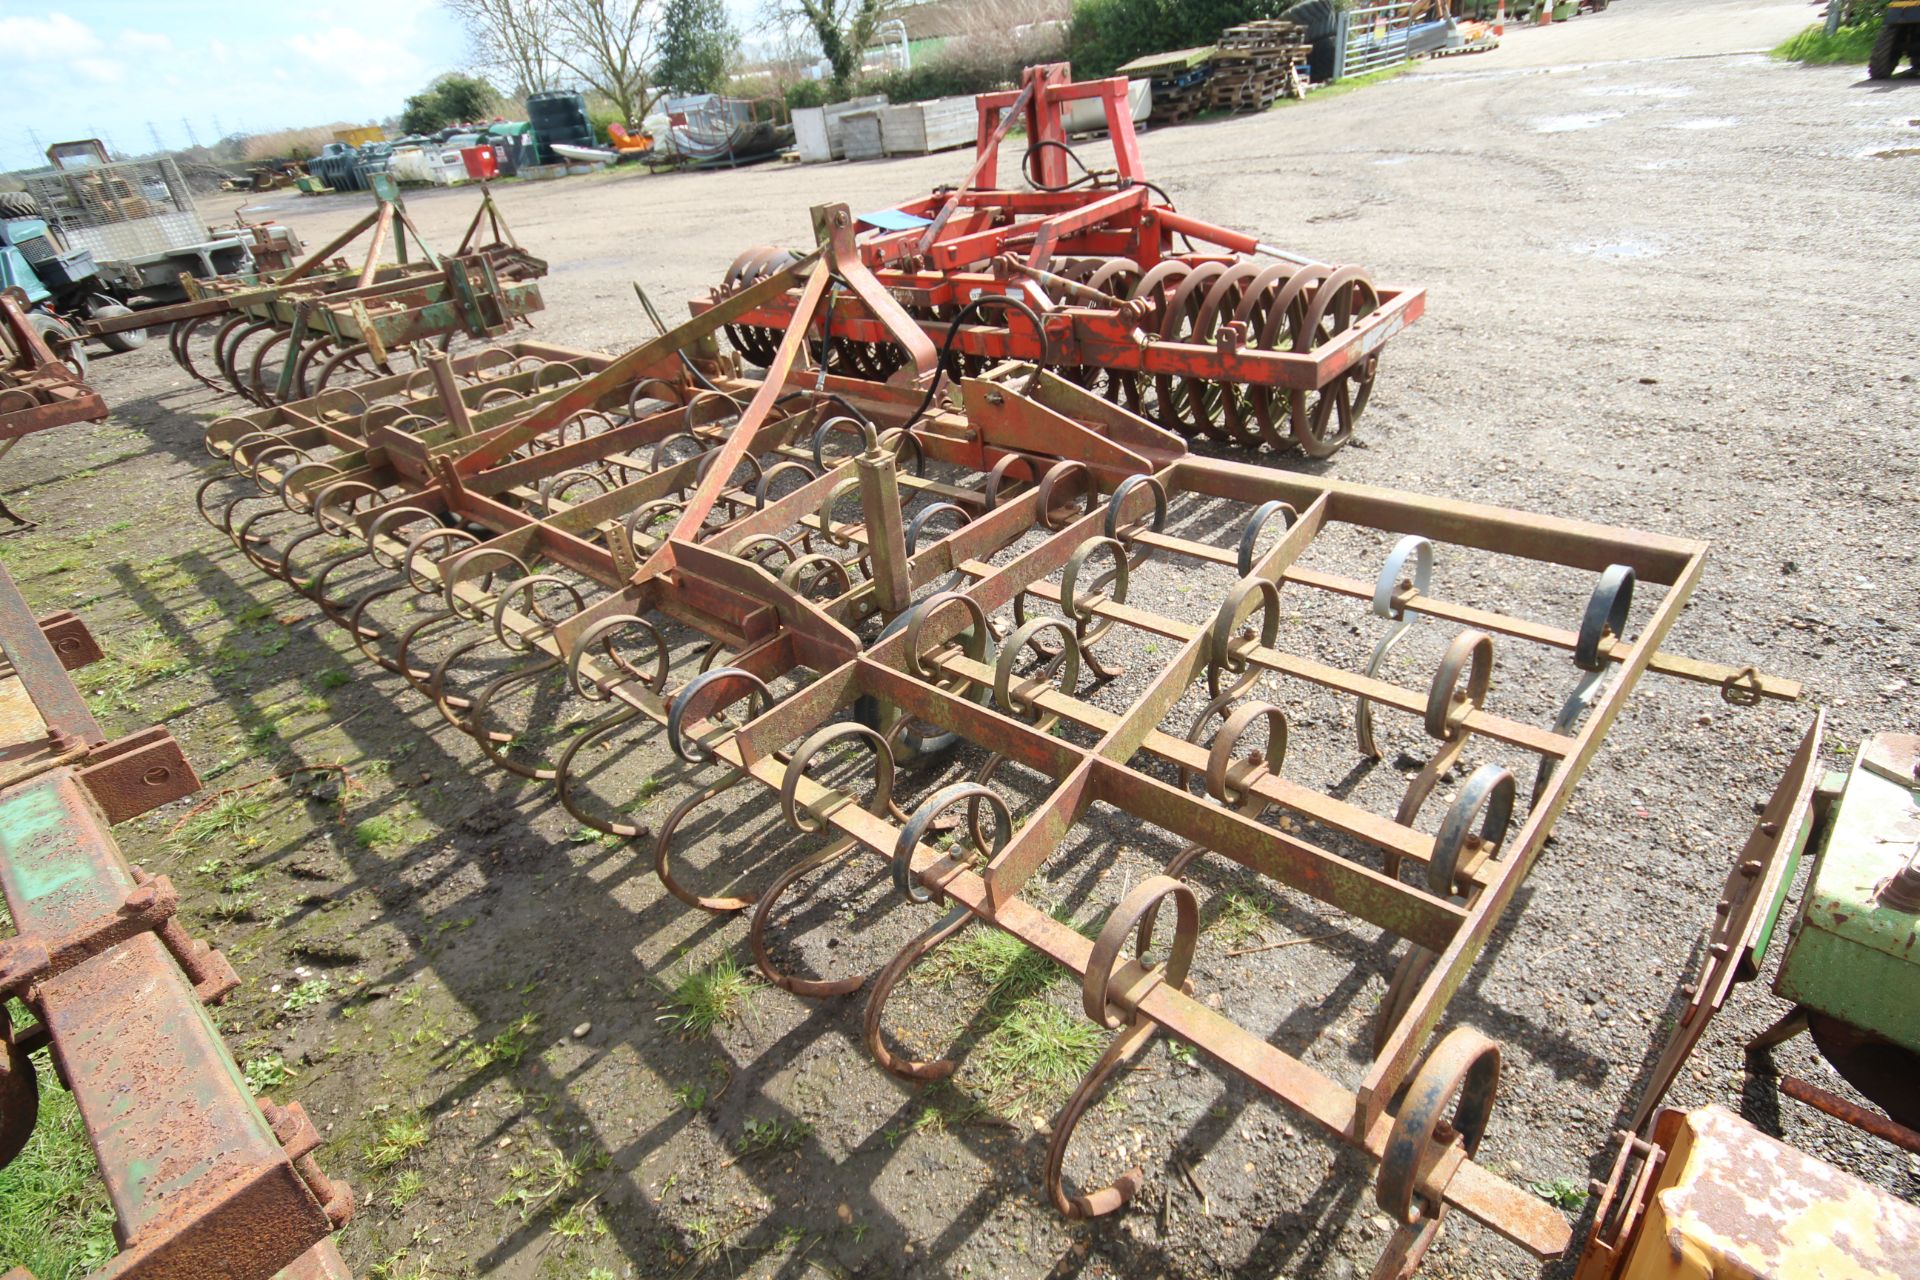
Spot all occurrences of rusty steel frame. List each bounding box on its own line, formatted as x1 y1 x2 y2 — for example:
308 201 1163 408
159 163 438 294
0 565 352 1280
184 216 1801 1274
0 292 110 532
83 184 546 409
0 292 107 442
695 64 1422 458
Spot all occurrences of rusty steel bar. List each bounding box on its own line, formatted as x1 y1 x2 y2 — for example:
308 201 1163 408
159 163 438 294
1780 1074 1920 1156
0 569 352 1279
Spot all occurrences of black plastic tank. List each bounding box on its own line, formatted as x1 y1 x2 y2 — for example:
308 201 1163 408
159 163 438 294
525 90 592 164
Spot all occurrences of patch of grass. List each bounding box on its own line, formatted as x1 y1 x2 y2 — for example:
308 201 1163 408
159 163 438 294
620 775 666 811
0 1055 116 1279
1531 1176 1590 1212
1773 20 1881 64
1206 888 1270 947
173 792 270 845
922 905 1100 1011
734 1117 813 1160
213 892 259 923
243 1053 294 1094
365 1111 431 1170
551 1201 605 1239
387 1169 427 1211
494 1146 607 1220
881 1089 987 1147
316 669 352 690
672 1082 708 1111
353 816 404 849
81 635 191 711
223 869 265 893
282 977 333 1012
970 998 1102 1101
460 1013 539 1070
657 953 752 1036
924 925 1058 1009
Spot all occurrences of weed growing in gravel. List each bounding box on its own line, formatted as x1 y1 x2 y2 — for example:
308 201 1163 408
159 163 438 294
494 1146 607 1219
173 793 269 845
282 978 333 1012
353 816 404 849
82 635 190 712
971 998 1102 1101
734 1118 814 1160
552 1201 605 1239
460 1013 539 1069
365 1111 431 1169
672 1083 708 1111
316 669 352 690
1206 889 1271 946
923 906 1102 1011
0 1053 116 1278
623 775 666 809
243 1053 293 1094
658 953 752 1035
924 926 1057 1008
386 1169 426 1211
1530 1176 1590 1211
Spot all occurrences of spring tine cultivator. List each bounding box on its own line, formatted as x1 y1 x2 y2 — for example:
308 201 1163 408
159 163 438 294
696 64 1421 458
0 293 109 531
186 200 1801 1277
84 177 546 408
0 566 353 1280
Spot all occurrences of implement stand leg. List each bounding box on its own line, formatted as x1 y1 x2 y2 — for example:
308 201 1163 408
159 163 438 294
1747 1006 1809 1056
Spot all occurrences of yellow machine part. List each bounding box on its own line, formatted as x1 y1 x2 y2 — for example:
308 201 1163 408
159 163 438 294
1620 1106 1920 1279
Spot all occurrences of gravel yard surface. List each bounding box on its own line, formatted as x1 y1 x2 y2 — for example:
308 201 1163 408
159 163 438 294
6 1 1917 1276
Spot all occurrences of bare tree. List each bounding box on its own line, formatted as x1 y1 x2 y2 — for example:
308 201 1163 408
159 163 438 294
445 0 561 96
546 0 665 122
770 0 891 86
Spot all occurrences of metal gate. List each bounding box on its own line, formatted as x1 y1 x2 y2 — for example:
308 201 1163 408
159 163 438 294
1334 0 1417 80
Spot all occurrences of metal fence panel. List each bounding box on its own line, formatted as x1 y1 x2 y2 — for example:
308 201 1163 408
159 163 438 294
23 156 201 261
1340 0 1416 79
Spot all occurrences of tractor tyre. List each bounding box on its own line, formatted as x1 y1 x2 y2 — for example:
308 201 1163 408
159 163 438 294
87 299 148 354
0 191 40 220
1869 23 1902 79
27 311 87 379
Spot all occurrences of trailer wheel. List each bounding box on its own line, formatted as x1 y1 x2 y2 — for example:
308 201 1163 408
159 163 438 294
1869 23 1903 80
86 299 148 354
26 311 86 378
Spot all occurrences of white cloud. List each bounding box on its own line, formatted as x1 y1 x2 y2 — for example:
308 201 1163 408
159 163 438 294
0 12 103 62
117 29 176 57
72 57 126 85
286 27 427 90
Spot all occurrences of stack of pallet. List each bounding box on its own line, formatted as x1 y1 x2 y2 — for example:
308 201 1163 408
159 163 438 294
1207 20 1313 113
1117 46 1217 127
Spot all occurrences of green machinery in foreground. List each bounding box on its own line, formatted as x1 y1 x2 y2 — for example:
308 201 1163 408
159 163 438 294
1753 731 1920 1129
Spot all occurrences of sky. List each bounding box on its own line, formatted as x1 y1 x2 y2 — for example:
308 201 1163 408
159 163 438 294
0 0 777 173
